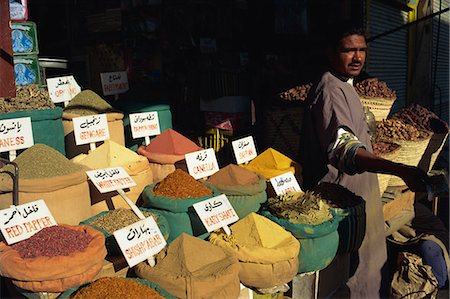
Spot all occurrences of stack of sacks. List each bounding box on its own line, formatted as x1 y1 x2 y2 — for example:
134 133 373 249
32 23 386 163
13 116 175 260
0 144 91 225
141 169 220 242
206 164 267 218
137 128 203 182
63 90 125 159
209 213 299 290
72 140 153 214
135 233 240 299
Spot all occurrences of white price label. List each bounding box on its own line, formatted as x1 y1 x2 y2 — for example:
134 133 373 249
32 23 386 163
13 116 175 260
231 136 257 164
129 112 161 139
73 114 110 145
114 217 166 267
0 117 34 152
185 148 219 180
193 194 239 232
270 171 302 196
100 71 129 96
0 200 57 245
86 167 137 193
47 76 81 103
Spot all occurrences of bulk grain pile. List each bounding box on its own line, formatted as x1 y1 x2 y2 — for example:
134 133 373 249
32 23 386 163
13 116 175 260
209 213 299 289
135 233 240 299
69 277 165 299
0 144 91 225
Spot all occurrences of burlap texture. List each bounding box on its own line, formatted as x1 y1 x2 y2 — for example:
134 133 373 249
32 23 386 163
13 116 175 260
0 224 106 292
147 162 176 183
0 171 91 225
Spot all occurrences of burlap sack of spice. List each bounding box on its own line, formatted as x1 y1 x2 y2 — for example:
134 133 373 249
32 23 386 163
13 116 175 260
240 148 296 179
0 224 106 292
206 165 267 218
0 145 91 225
137 129 203 182
209 213 299 289
141 170 220 242
72 140 154 214
135 233 240 299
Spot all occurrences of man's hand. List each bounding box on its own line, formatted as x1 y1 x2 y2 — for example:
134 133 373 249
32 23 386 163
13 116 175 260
398 165 430 192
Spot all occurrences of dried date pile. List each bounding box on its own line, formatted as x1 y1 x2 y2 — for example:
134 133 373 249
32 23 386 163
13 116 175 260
309 182 363 208
355 78 396 99
89 208 159 234
278 83 312 101
0 85 55 113
153 169 213 198
376 119 431 141
71 277 164 299
11 226 93 259
268 191 332 225
372 142 400 156
391 104 449 133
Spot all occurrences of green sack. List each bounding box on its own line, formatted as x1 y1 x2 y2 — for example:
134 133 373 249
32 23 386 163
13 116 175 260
0 107 65 155
226 191 267 219
58 277 176 299
80 208 170 256
261 208 341 273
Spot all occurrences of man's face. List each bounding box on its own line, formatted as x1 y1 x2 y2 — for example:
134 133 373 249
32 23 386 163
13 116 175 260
329 34 367 78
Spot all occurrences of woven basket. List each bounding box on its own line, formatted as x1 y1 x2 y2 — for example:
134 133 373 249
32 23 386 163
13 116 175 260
376 144 401 195
360 97 396 121
385 136 432 186
417 124 449 173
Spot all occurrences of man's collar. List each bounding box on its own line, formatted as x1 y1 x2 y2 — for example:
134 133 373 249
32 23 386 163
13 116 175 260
330 69 350 82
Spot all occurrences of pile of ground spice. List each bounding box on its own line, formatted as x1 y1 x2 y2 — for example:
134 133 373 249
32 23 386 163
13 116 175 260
207 164 259 186
64 90 113 116
309 182 363 208
0 85 55 113
268 191 332 225
1 144 84 179
89 208 158 234
153 169 212 198
11 226 93 259
70 277 164 299
143 128 202 155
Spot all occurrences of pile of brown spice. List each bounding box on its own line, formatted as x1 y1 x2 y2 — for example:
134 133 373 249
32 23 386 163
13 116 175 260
153 169 212 198
12 226 93 259
70 277 164 299
309 182 363 208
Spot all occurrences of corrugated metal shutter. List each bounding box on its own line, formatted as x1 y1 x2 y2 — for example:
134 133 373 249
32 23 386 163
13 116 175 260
364 0 409 114
432 0 449 123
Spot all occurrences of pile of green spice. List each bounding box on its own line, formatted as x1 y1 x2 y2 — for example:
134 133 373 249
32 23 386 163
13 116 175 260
70 277 164 299
0 85 55 113
268 191 332 225
310 182 363 208
1 144 84 179
64 90 113 116
89 208 159 234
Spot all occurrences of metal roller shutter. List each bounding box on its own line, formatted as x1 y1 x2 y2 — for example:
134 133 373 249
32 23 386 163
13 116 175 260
364 0 409 115
432 0 449 122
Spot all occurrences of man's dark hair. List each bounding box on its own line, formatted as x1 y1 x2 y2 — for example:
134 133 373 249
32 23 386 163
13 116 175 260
325 20 366 49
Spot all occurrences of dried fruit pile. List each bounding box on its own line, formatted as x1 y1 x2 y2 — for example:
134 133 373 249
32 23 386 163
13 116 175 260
376 119 431 141
268 191 332 225
153 169 212 198
372 142 400 156
278 83 312 101
0 85 55 113
391 104 449 133
11 226 93 258
355 78 396 99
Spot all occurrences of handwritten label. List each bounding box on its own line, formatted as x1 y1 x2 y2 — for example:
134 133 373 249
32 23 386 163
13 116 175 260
185 148 219 180
270 171 302 196
100 71 129 96
193 194 239 232
73 114 110 145
0 117 34 152
113 217 166 267
129 112 161 139
231 136 257 164
0 200 57 245
47 75 81 103
86 167 137 193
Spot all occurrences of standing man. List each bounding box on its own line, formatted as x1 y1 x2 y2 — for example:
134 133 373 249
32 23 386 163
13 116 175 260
299 21 429 298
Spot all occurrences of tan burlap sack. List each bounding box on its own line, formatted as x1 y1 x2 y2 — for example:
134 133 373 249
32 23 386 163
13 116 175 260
63 112 125 159
0 171 91 225
0 225 106 292
147 162 176 183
